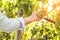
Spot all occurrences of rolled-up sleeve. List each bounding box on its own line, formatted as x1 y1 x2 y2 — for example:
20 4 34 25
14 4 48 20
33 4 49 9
0 12 25 32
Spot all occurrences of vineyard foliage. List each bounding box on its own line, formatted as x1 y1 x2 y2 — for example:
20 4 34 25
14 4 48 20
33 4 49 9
0 0 60 40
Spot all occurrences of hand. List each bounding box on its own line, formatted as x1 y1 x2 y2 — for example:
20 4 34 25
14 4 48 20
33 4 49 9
24 11 38 25
31 11 38 21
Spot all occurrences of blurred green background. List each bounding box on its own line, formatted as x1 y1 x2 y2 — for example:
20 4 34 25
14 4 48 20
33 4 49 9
0 0 60 40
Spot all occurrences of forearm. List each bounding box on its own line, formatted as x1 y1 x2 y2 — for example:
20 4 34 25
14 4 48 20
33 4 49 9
24 15 38 25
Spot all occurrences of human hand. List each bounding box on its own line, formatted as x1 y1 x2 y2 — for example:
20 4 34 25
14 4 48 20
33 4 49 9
31 11 38 21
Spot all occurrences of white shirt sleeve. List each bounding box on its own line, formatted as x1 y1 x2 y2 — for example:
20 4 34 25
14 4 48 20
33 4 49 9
0 12 25 32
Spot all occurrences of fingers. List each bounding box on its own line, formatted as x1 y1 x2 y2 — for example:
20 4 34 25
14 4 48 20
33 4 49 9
31 11 37 16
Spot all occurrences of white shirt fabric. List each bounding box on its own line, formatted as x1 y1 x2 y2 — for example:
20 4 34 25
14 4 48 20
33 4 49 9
0 12 25 32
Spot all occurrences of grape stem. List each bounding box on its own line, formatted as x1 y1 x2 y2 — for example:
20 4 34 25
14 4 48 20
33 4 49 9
41 12 55 24
44 18 55 24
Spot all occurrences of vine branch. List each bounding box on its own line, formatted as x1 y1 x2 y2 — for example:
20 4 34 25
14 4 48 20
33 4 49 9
44 18 55 24
40 11 56 24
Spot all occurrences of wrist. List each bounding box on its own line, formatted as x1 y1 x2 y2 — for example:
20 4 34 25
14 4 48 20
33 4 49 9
24 16 32 24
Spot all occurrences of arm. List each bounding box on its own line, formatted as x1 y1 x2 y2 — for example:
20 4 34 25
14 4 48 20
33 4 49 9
0 11 38 32
0 12 25 32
